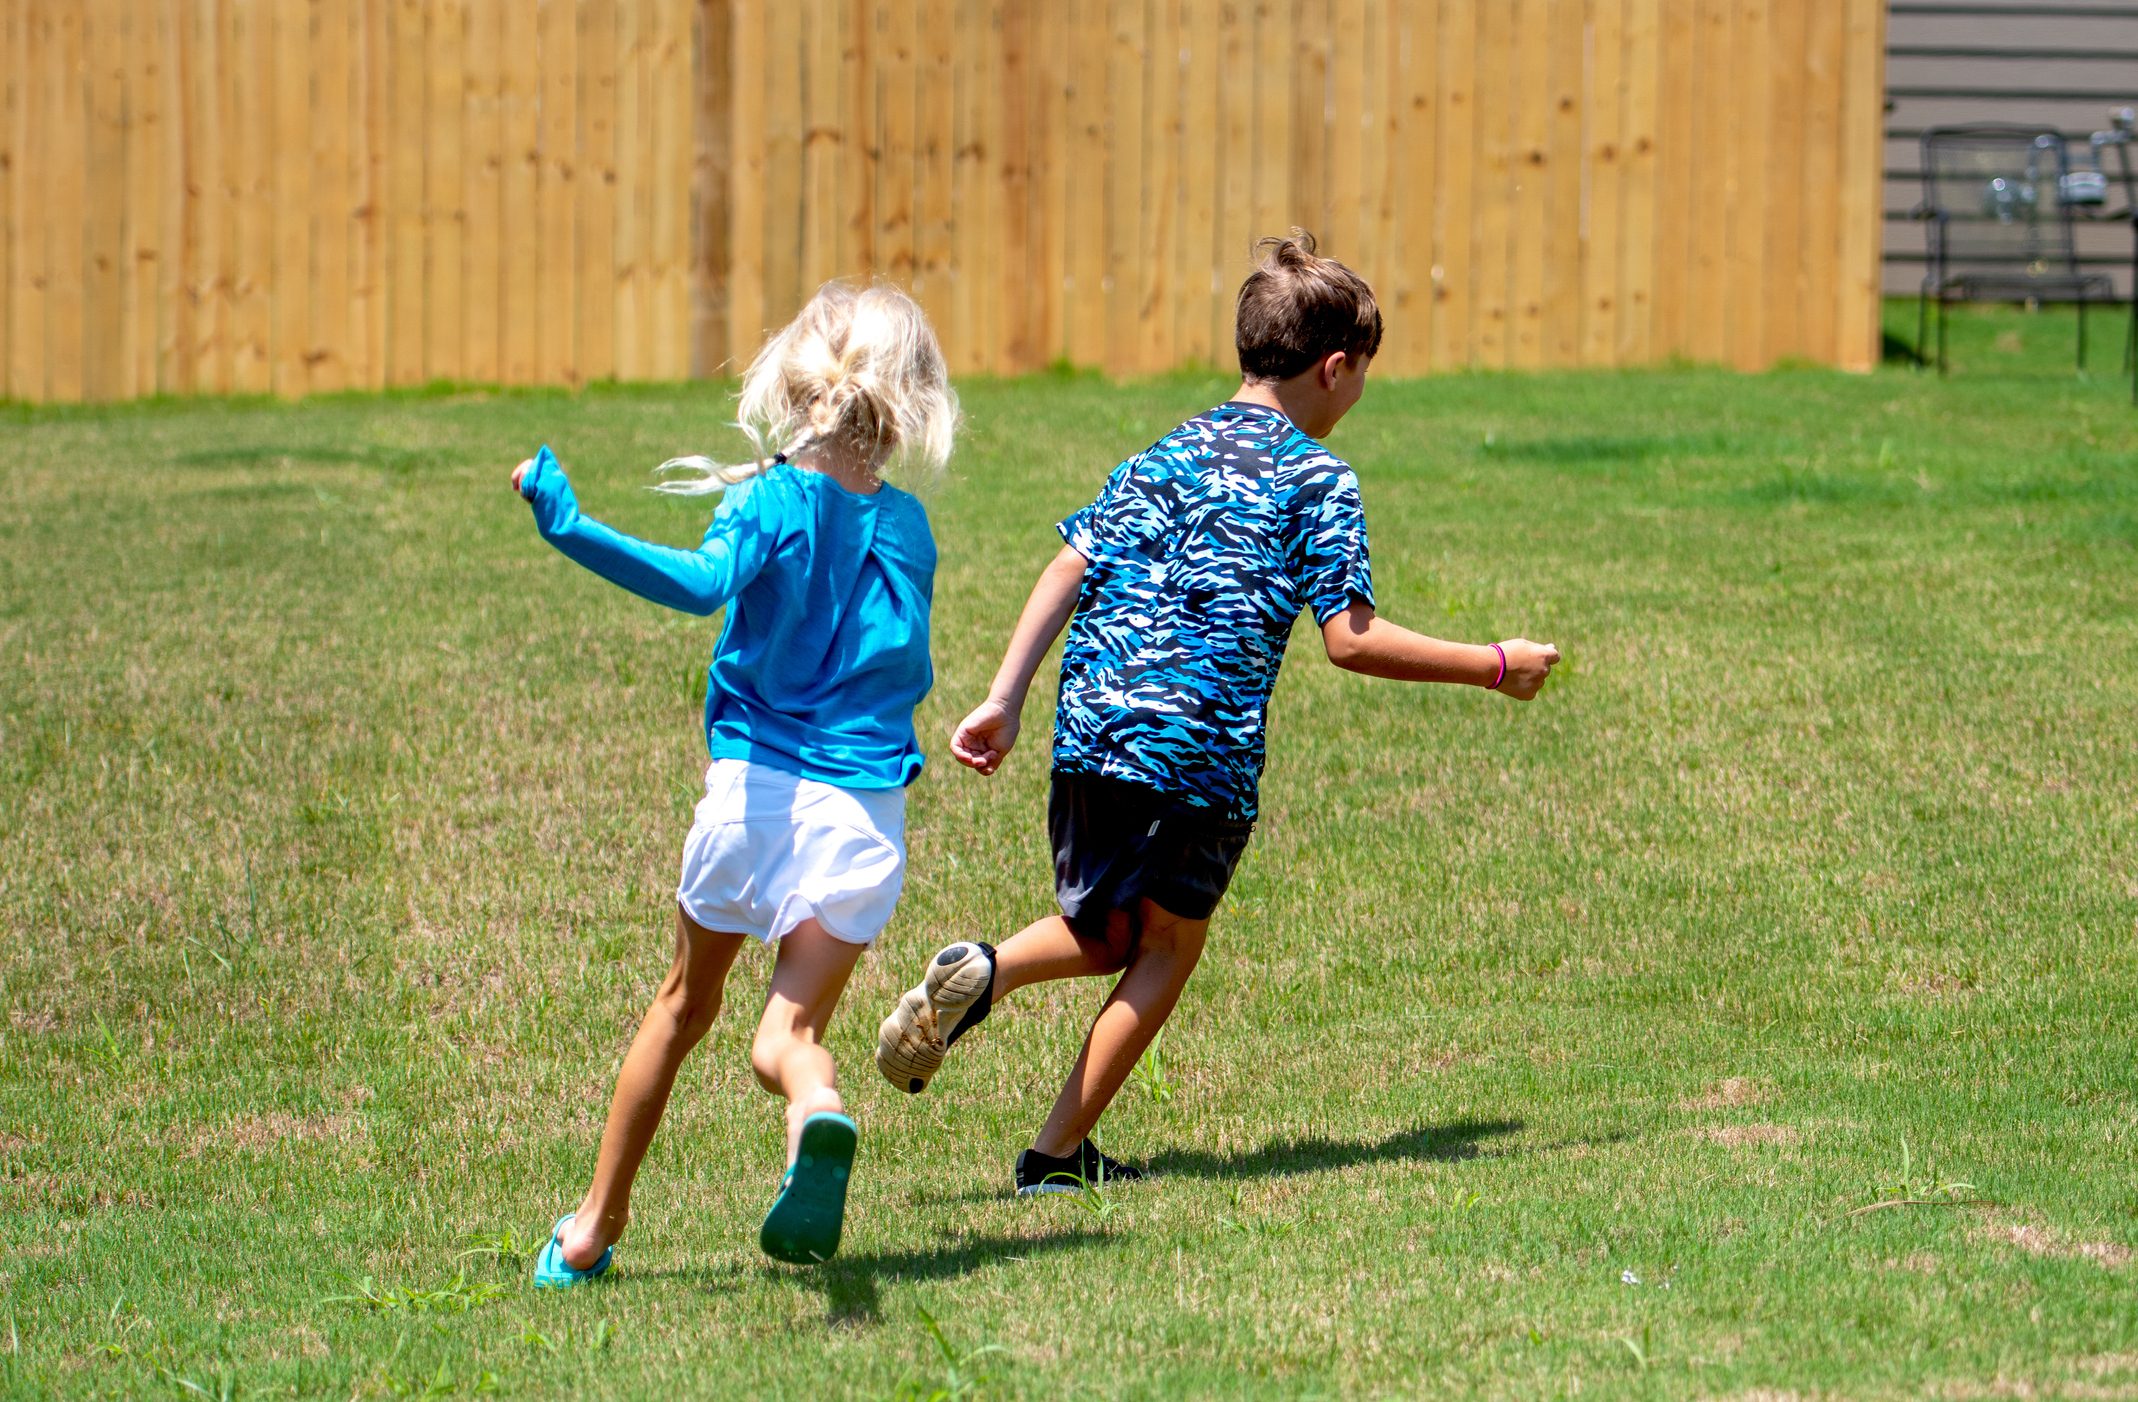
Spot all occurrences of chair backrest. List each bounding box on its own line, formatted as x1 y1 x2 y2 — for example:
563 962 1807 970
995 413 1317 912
1920 124 2082 282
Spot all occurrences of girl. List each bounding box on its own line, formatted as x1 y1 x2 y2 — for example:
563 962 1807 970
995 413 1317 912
513 282 955 1279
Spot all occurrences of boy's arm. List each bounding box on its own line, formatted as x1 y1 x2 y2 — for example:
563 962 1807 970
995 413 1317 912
949 544 1089 775
513 450 766 618
1320 602 1559 701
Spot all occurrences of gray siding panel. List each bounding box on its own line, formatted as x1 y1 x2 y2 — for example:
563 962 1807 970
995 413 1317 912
1884 3 2138 296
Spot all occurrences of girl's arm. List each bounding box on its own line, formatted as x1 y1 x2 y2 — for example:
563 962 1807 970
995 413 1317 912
948 544 1089 775
513 449 767 617
1320 602 1559 700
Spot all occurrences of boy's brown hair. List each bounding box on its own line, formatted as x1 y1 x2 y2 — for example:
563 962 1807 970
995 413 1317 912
1233 229 1383 382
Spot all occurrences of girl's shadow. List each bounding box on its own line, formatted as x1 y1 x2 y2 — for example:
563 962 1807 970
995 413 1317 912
655 1226 1109 1326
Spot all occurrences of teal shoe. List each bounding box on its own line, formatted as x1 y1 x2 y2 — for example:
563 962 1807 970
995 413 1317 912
760 1113 858 1264
532 1213 613 1289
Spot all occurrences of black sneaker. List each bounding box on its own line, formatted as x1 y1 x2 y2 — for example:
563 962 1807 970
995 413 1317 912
1014 1139 1145 1197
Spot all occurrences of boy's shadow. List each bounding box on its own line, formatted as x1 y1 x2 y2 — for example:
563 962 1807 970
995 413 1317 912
717 1226 1107 1326
1145 1116 1529 1180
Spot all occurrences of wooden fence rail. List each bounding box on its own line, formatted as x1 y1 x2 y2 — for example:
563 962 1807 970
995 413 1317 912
0 0 1885 403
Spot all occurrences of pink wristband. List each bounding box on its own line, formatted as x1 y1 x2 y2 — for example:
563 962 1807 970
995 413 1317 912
1488 642 1507 690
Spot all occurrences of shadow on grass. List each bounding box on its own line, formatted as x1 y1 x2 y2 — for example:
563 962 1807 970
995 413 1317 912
637 1227 1109 1326
796 1227 1108 1326
1144 1116 1526 1181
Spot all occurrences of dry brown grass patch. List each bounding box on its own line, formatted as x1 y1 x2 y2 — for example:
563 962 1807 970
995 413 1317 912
1980 1222 2133 1269
180 1110 364 1158
1693 1123 1799 1148
1680 1077 1770 1111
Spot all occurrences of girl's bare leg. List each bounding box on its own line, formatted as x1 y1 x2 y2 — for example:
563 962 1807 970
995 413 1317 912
1028 900 1207 1159
559 907 746 1270
749 919 869 1164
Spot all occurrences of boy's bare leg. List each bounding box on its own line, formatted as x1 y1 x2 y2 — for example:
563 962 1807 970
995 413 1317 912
1028 900 1207 1159
561 908 747 1270
991 912 1135 998
750 919 868 1164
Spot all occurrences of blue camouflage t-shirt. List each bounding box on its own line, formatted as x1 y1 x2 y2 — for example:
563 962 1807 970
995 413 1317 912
1052 401 1374 819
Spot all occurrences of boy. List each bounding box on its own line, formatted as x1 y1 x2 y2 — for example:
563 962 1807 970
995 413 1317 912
877 231 1560 1194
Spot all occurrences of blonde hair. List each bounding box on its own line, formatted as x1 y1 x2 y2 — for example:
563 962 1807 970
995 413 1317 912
656 281 958 496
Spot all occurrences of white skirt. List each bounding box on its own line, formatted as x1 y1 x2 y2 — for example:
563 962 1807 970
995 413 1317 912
674 758 907 946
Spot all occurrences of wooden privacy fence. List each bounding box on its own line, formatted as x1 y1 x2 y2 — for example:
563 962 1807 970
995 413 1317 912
0 0 1886 404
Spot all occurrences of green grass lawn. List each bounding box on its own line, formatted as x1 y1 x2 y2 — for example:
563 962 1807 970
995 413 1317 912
3 302 2135 1399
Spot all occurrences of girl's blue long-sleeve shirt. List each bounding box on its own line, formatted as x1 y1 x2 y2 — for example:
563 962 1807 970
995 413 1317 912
520 445 935 789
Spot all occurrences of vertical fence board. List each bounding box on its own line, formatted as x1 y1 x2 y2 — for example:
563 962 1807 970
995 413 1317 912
1685 0 1726 362
687 0 723 375
270 0 310 395
995 0 1030 368
1580 0 1623 366
1138 0 1180 375
463 0 502 381
1104 0 1145 370
1798 0 1841 366
1388 0 1436 373
0 0 12 396
426 0 466 383
311 0 351 392
1506 0 1550 369
1469 0 1511 368
1431 0 1473 370
385 0 425 384
653 0 690 375
1065 7 1107 364
1211 0 1251 364
1174 0 1216 368
727 0 764 357
83 0 124 400
875 0 914 298
801 0 840 292
1617 0 1657 362
1248 0 1288 244
1648 0 1692 358
350 0 384 389
498 0 538 381
949 0 988 369
1834 0 1882 372
917 0 954 340
760 0 802 324
535 0 576 381
1724 0 1767 369
236 0 276 392
1541 0 1583 366
126 0 161 394
1762 0 1804 364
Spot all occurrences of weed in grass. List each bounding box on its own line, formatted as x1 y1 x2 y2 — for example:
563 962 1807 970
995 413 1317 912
160 1364 239 1401
893 1305 1006 1402
383 1359 499 1399
456 1228 535 1269
1130 1028 1175 1103
323 1272 510 1315
1619 1324 1654 1372
1852 1137 1985 1217
1033 1165 1125 1222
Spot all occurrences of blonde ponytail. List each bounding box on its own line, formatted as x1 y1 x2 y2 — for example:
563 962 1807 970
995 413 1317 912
655 281 958 496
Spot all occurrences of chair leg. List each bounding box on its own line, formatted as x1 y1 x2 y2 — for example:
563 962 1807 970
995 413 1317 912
1916 290 1930 371
1937 296 1949 377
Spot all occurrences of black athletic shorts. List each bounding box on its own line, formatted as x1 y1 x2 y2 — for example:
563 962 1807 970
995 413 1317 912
1048 770 1255 936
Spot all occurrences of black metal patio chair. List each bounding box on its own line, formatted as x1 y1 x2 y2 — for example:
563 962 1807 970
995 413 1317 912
1915 124 2116 378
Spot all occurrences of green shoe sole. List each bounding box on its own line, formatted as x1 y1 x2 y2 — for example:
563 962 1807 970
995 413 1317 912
760 1112 857 1265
